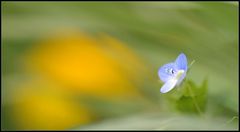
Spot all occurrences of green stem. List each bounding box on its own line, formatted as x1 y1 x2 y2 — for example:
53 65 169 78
222 116 238 127
226 116 238 124
187 60 195 74
188 60 195 69
186 83 203 116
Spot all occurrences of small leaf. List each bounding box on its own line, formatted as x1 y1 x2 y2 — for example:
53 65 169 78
166 79 208 115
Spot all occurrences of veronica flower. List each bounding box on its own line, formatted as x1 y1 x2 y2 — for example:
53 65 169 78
158 53 188 93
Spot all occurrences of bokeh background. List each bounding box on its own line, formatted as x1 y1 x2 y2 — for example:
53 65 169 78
1 2 238 130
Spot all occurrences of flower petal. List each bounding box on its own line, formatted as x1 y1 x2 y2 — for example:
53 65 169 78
176 71 186 86
175 53 188 71
160 78 178 93
158 62 177 82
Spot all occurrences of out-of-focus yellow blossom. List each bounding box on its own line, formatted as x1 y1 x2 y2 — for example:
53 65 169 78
25 31 146 99
11 81 92 130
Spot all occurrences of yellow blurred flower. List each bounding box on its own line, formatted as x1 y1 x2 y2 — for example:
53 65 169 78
12 81 92 130
25 31 145 99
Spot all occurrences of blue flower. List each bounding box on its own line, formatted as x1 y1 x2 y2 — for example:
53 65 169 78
158 53 188 93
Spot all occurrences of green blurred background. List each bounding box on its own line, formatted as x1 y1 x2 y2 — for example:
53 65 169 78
1 2 238 130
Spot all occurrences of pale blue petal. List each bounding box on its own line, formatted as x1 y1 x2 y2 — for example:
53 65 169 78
160 78 178 93
175 53 188 71
176 72 186 86
158 62 177 82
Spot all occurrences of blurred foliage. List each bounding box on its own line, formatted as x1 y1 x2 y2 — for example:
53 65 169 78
166 79 208 115
77 113 238 130
1 1 238 130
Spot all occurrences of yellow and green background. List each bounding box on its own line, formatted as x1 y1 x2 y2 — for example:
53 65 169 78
1 2 238 130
